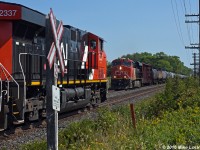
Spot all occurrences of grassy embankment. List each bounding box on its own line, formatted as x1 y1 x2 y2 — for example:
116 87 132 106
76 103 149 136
20 77 200 150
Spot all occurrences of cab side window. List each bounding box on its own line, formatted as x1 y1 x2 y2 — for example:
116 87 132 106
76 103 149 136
90 40 96 50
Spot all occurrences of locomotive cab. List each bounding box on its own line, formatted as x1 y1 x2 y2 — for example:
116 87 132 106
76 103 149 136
87 33 107 79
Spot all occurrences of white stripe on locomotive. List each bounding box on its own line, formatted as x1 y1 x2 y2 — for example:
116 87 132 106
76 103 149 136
89 69 94 80
58 42 68 69
81 45 88 69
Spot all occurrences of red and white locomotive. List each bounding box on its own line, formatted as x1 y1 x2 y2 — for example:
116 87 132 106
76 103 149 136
0 2 107 131
111 58 152 90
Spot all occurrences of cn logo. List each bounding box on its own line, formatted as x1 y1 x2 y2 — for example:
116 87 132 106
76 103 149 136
47 8 65 77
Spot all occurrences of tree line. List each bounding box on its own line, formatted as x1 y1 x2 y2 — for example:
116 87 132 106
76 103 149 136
107 52 192 76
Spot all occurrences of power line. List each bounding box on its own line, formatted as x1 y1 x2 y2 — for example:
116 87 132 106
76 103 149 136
188 0 195 43
175 0 185 44
183 0 193 44
181 0 194 66
171 0 185 46
184 9 192 43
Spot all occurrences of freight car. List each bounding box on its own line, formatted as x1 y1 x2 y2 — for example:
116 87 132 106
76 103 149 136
0 2 107 131
157 69 167 83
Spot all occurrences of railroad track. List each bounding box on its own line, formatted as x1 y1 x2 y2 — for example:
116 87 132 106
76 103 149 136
58 84 165 123
102 84 165 107
0 84 165 149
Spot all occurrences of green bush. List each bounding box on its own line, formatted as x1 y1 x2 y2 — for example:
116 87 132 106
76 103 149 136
136 77 200 119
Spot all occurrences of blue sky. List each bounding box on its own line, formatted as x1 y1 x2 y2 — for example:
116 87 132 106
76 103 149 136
1 0 199 68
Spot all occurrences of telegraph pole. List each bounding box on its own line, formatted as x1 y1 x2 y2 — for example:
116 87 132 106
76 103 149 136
185 0 200 85
190 53 198 77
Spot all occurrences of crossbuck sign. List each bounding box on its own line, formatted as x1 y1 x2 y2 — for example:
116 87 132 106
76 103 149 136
47 8 65 77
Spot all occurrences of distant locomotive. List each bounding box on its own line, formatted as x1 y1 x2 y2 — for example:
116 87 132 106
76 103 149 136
111 58 152 90
0 2 107 131
111 58 183 90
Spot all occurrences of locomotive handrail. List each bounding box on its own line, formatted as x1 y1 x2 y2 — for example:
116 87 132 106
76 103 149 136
124 72 131 79
1 66 11 106
19 53 46 114
0 78 2 112
19 53 27 111
0 63 19 99
19 53 46 120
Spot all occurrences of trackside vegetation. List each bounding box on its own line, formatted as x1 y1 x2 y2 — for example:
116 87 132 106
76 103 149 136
20 77 200 150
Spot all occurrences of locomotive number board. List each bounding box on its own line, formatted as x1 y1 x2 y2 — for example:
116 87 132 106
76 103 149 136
0 3 21 20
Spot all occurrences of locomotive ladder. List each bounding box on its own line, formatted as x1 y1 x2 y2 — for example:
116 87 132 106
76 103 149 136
0 77 3 131
0 77 2 112
0 63 24 126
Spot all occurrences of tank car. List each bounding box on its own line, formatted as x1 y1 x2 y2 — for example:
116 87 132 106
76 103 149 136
152 68 159 84
0 1 107 131
157 69 166 83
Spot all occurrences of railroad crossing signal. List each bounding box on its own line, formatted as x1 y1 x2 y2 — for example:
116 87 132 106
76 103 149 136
47 8 65 77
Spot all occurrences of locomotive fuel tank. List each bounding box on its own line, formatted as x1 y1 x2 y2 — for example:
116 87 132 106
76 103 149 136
62 87 85 101
60 88 91 113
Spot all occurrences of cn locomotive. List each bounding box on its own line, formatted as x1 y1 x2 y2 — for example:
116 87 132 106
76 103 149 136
0 2 107 131
111 58 182 90
111 58 153 90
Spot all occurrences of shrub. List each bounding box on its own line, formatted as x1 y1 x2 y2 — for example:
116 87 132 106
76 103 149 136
136 77 200 119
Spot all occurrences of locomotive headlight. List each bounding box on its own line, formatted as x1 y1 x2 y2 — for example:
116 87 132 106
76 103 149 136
114 76 116 78
119 66 122 70
124 76 126 78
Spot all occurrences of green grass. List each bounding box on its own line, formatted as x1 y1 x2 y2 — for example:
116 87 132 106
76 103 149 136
19 77 200 150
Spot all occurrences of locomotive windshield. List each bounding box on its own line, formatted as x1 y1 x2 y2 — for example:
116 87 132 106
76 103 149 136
122 61 131 67
112 60 131 67
112 61 121 66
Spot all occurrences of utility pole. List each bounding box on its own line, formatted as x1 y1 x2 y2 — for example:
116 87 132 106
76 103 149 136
190 53 198 77
185 0 200 85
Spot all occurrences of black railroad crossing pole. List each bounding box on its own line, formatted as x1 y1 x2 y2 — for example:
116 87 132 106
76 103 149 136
45 15 58 150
